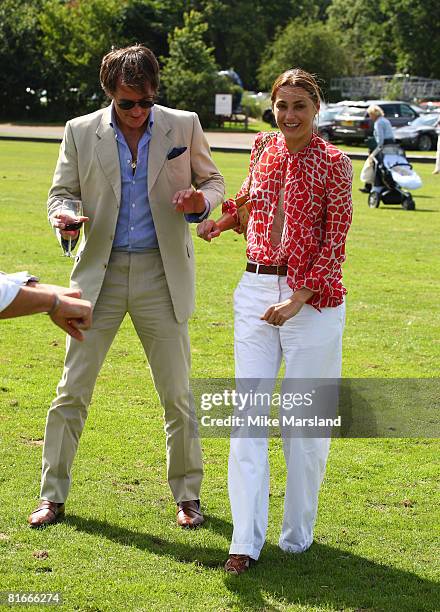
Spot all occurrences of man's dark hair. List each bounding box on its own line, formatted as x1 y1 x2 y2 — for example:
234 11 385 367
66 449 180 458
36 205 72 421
100 44 160 96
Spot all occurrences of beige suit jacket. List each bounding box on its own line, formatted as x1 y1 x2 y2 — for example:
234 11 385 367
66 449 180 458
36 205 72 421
48 105 224 322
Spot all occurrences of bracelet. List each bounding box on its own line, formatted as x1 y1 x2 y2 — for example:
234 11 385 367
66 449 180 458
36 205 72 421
47 294 60 316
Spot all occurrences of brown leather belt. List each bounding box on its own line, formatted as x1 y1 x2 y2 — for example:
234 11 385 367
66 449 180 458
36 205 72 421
246 263 288 276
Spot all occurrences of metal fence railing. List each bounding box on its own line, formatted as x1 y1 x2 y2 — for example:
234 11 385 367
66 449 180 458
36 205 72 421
330 75 440 101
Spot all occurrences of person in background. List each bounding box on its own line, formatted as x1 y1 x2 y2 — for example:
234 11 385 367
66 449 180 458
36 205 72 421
197 68 352 574
28 44 224 530
433 116 440 174
368 104 394 148
360 105 395 193
0 272 91 340
361 104 394 193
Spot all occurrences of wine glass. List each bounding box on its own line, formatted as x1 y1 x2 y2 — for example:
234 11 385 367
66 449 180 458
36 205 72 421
60 199 83 257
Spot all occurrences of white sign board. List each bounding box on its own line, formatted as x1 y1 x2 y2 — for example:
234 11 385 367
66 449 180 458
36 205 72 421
215 94 232 116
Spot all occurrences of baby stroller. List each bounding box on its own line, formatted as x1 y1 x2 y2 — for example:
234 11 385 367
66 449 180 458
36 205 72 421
366 143 422 210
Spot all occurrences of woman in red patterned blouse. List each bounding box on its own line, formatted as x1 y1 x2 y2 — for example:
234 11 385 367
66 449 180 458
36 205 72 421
198 69 353 575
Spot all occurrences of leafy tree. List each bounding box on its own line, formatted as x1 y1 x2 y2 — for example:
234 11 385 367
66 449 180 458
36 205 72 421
118 0 167 58
202 0 278 90
326 0 397 75
161 10 229 126
39 0 126 119
383 0 440 78
147 0 331 88
258 19 349 95
327 0 440 80
8 0 439 122
0 0 46 119
192 0 332 89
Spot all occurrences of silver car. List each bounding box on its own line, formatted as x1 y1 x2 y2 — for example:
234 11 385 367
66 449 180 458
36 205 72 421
393 113 440 151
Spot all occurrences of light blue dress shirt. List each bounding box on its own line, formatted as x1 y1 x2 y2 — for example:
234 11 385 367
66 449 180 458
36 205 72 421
110 104 210 252
111 105 157 250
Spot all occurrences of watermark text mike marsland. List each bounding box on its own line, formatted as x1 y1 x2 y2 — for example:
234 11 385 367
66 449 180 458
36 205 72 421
190 378 440 438
200 413 341 428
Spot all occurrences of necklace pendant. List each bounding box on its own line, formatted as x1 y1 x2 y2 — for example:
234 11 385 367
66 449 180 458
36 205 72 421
131 160 137 170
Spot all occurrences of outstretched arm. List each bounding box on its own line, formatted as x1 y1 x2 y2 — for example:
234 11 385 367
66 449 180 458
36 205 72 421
1 283 92 341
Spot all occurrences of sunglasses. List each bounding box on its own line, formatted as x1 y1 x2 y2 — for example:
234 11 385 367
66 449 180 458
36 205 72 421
116 98 155 110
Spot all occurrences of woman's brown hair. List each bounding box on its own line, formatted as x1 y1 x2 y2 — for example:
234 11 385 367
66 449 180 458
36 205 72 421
271 68 321 110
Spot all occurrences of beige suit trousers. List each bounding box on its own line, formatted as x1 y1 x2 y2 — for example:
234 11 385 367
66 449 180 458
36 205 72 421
40 250 203 503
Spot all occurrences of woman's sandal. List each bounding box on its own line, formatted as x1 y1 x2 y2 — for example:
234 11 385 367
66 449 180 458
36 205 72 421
224 554 252 575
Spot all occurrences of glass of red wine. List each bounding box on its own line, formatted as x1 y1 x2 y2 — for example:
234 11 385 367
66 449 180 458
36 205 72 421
60 199 83 257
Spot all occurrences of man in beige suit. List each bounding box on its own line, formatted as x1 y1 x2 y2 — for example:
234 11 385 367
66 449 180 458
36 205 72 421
28 45 224 529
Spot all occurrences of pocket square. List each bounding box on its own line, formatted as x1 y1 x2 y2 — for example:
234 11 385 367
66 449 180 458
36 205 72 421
167 146 187 160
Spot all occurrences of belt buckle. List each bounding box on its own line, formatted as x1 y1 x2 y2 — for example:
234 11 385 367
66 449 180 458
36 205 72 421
255 263 261 274
276 265 286 275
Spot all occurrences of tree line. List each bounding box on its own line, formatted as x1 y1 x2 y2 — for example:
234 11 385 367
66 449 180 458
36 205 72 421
1 0 439 124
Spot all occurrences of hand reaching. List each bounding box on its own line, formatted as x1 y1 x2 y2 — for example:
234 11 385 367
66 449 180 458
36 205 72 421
48 290 92 341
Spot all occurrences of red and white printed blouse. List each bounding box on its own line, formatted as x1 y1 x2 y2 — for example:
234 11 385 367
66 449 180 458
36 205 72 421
223 132 353 309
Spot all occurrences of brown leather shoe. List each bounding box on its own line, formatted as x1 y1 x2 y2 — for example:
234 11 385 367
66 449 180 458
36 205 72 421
176 500 204 528
28 501 65 528
224 554 252 575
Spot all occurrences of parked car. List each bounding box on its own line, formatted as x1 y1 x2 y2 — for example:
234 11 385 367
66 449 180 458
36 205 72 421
418 101 440 113
262 103 342 141
262 106 277 126
332 100 419 144
393 112 440 151
316 106 344 141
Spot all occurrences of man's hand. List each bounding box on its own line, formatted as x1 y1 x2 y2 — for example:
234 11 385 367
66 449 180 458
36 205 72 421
49 291 92 341
172 189 206 214
197 219 221 242
51 212 89 240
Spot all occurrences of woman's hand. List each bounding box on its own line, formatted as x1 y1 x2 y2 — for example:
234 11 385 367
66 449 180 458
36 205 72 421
261 298 304 326
197 219 221 241
261 288 314 326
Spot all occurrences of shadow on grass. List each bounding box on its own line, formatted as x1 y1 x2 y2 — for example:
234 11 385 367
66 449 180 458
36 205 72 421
66 514 438 612
375 206 439 213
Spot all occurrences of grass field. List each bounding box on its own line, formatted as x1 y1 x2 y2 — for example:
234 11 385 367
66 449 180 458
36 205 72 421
0 141 439 611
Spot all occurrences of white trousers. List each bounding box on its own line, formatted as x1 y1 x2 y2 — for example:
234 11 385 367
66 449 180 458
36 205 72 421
228 272 345 559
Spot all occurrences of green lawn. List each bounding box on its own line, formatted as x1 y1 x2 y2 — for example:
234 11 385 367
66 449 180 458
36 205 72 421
0 141 439 611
